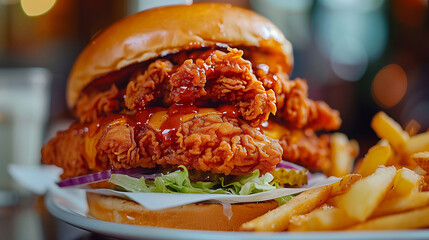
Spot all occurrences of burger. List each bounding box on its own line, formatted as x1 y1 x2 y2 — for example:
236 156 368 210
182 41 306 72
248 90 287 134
41 3 341 231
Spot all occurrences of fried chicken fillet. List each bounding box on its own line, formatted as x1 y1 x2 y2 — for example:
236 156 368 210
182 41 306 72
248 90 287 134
42 3 340 179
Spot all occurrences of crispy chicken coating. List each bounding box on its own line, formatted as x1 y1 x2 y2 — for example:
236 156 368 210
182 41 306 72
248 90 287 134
75 48 340 132
41 125 105 179
125 48 277 127
281 78 341 130
54 47 342 175
254 65 341 131
76 84 121 123
125 59 173 110
42 114 283 179
279 129 331 171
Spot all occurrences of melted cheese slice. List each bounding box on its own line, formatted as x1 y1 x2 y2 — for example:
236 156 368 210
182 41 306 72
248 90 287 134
261 121 303 142
148 111 168 132
85 118 127 169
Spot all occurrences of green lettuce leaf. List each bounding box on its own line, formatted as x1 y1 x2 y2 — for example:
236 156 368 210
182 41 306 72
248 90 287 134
109 165 277 195
220 169 276 195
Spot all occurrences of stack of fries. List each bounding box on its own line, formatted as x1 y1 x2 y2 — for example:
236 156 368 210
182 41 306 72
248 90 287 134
241 111 429 231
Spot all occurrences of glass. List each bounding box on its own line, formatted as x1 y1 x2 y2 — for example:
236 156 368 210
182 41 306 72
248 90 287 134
0 68 50 190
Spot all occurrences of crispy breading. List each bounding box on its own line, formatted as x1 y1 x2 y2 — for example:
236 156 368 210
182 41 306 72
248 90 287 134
42 114 283 178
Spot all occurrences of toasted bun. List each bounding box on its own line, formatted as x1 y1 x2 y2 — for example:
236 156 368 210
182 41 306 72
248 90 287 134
86 192 277 231
67 3 293 109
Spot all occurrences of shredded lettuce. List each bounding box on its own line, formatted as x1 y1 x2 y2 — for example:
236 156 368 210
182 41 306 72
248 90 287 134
109 165 277 195
220 169 276 195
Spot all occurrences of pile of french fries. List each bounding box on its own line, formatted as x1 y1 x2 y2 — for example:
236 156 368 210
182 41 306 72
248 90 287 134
241 111 429 231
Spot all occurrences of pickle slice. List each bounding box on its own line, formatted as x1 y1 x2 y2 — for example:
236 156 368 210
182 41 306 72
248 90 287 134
271 168 308 187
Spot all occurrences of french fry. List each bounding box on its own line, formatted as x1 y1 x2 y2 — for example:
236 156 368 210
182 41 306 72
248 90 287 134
348 206 429 230
355 144 392 177
242 110 429 232
330 174 362 196
240 186 331 232
371 111 409 150
405 132 429 154
326 174 362 207
289 206 357 231
411 152 429 172
372 192 429 218
337 166 396 222
390 167 423 196
329 133 356 177
423 175 429 191
326 195 342 207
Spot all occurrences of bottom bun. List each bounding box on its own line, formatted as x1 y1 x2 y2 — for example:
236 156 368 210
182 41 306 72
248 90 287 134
86 192 277 231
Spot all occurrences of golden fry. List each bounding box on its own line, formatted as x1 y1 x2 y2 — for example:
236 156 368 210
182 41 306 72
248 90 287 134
389 167 423 197
372 191 429 218
348 206 429 230
337 166 396 222
240 186 331 232
405 132 429 154
329 133 357 177
242 111 429 232
330 174 362 196
423 175 429 191
371 111 409 150
289 206 357 231
326 195 341 207
355 144 392 177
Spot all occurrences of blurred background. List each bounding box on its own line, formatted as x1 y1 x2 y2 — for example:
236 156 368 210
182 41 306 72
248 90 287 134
0 0 428 184
0 0 428 239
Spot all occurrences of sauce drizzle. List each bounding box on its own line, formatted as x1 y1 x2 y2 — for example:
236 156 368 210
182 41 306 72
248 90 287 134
86 104 239 147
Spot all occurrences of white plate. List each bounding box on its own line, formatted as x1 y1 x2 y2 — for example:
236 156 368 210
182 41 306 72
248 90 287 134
45 192 429 240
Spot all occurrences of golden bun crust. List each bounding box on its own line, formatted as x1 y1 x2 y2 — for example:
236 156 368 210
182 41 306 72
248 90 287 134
67 3 293 108
86 192 277 231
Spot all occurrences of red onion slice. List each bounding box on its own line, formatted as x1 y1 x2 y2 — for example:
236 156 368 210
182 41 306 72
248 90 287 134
276 160 307 171
57 167 159 187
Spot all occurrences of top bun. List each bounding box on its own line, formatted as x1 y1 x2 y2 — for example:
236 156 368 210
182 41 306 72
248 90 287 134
67 3 293 109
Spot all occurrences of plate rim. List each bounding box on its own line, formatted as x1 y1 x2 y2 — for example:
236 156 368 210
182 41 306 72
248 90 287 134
45 192 429 240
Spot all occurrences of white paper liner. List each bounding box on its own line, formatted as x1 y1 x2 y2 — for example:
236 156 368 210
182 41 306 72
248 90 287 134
9 164 340 210
8 164 62 194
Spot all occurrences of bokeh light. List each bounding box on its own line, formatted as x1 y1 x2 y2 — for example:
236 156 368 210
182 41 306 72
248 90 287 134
372 64 407 108
405 100 429 129
392 0 427 28
314 0 387 81
330 36 368 81
20 0 57 17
